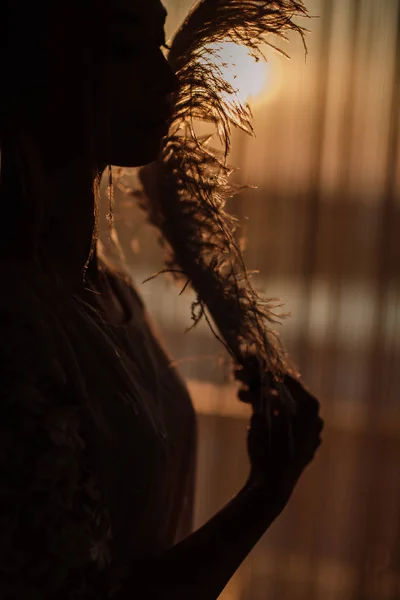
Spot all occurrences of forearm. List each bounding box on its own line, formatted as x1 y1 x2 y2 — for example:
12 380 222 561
121 483 283 600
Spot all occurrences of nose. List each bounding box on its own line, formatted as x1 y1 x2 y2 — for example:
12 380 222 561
154 49 180 96
167 67 180 94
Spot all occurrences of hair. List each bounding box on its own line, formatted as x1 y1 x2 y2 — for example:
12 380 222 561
0 5 168 593
0 0 114 274
0 3 169 527
0 0 148 443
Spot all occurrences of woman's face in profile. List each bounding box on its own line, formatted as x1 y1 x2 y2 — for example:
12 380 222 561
95 0 178 167
3 0 177 169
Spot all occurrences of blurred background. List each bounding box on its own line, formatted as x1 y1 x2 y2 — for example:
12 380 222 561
103 1 400 598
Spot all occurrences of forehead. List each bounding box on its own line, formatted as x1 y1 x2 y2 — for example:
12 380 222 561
111 0 167 23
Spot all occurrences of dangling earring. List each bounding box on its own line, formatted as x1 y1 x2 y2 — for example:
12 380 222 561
107 163 115 232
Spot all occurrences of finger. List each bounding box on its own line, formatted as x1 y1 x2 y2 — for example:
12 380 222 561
292 415 324 445
233 362 258 384
274 379 296 417
234 362 272 394
234 367 248 382
238 389 253 404
267 393 294 455
286 375 320 409
238 384 278 402
307 434 323 461
317 417 325 435
284 375 321 415
292 433 323 474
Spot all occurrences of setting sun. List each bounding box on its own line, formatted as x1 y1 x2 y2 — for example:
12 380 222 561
208 41 272 105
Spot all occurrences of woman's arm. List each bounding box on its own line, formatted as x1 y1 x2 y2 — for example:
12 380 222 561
120 376 323 600
1 373 318 600
127 482 283 600
0 384 297 600
0 374 277 600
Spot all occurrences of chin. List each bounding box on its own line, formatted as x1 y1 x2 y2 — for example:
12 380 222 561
104 134 165 168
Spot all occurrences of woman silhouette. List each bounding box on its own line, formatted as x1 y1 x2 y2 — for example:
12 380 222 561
0 0 323 598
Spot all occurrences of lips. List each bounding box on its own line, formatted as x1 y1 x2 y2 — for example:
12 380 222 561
149 120 170 136
150 99 174 123
151 116 170 127
150 110 173 125
142 110 172 134
138 102 173 134
134 117 168 137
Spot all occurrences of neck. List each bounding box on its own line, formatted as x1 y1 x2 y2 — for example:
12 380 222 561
41 157 104 289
